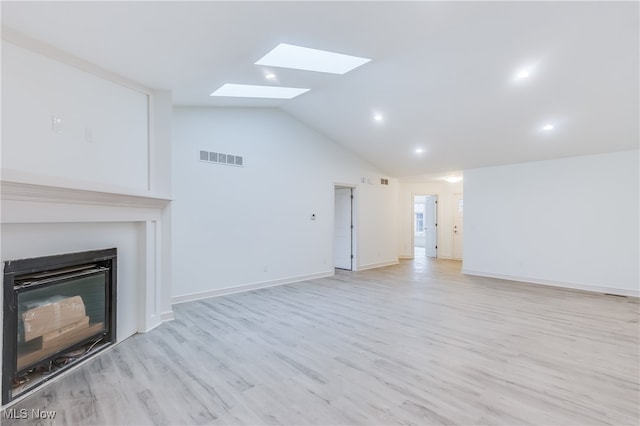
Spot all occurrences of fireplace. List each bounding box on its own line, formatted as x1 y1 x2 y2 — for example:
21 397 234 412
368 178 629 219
2 248 117 404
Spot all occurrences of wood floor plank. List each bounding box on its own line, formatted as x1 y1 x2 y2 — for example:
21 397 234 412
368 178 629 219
2 258 638 425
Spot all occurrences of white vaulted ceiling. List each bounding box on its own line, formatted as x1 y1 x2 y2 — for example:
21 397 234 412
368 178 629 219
2 1 638 177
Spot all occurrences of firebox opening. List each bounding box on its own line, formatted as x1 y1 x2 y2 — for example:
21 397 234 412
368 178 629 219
3 248 117 404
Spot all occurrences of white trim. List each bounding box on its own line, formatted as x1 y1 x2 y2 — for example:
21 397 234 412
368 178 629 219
2 30 156 193
398 255 413 260
160 311 175 322
409 191 442 259
2 28 152 96
462 269 639 298
172 270 335 305
333 183 357 272
146 93 154 192
1 180 170 209
333 182 359 273
138 221 162 333
1 181 171 226
357 260 400 271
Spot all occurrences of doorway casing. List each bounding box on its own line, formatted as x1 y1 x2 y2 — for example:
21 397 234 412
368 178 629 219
334 184 358 271
411 192 441 259
413 194 438 258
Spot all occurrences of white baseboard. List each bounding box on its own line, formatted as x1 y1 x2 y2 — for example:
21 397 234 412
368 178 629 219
160 311 175 322
357 260 400 271
462 269 639 297
171 270 335 305
399 255 457 261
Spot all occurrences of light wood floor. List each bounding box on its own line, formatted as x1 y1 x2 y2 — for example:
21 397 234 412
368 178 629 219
3 258 639 425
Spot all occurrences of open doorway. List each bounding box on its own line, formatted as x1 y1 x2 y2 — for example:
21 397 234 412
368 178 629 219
334 186 353 270
413 195 437 258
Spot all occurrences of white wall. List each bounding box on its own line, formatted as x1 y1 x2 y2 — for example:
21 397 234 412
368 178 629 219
1 40 150 193
398 180 463 259
172 107 398 301
463 150 639 296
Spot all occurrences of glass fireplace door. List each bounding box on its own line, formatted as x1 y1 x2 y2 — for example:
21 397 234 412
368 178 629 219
16 269 108 373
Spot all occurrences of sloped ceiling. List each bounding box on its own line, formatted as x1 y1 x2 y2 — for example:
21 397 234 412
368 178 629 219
2 1 638 177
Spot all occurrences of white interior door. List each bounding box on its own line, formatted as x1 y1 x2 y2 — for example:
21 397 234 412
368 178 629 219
334 188 352 270
413 197 426 256
424 196 437 258
453 193 464 260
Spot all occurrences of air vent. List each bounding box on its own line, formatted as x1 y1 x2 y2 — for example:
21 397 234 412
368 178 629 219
199 151 244 167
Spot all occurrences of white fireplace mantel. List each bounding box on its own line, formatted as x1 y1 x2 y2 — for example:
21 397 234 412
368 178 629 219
1 179 172 334
1 180 171 223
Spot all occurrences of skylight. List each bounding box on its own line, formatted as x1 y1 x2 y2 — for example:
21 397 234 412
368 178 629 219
255 43 371 74
210 83 309 99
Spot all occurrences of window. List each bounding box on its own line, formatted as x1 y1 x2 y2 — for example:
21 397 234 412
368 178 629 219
416 212 424 233
415 202 425 233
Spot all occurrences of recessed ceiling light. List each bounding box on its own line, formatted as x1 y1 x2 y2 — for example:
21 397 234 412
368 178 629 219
210 83 309 99
373 113 383 122
444 176 463 183
542 124 554 131
255 43 371 74
516 70 530 79
265 72 276 80
415 148 424 154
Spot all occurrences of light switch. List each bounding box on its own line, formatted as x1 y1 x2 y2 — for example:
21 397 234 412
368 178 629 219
52 116 62 134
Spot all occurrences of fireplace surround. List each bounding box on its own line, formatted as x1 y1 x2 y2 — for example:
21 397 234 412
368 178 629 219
2 248 117 404
0 179 172 409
